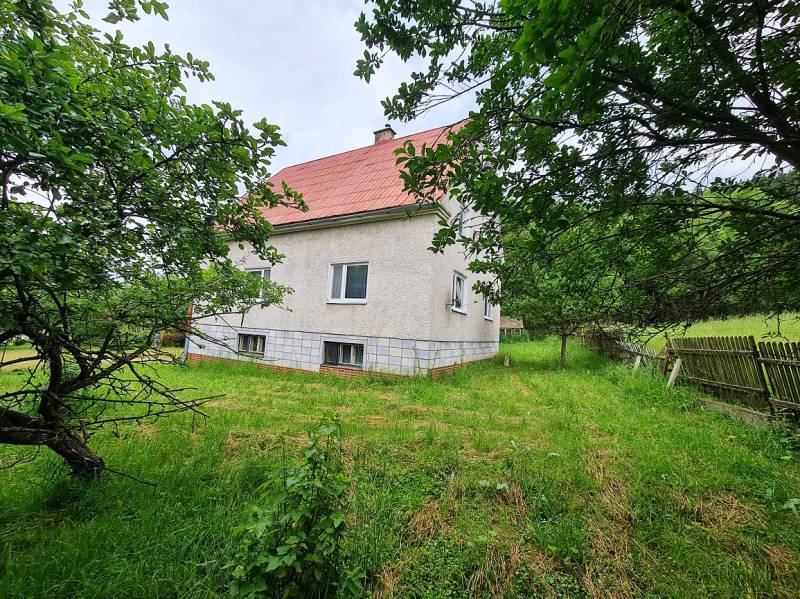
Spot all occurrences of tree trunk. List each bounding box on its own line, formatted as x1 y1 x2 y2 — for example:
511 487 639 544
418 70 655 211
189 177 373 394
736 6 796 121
560 334 568 367
1 407 104 479
47 430 105 480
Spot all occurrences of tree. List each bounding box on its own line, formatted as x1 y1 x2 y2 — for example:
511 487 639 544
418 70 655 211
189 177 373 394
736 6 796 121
0 0 300 477
356 0 800 327
501 224 621 365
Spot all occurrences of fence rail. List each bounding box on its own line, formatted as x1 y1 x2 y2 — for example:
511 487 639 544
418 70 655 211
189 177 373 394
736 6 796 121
666 336 772 413
758 341 800 413
581 329 800 420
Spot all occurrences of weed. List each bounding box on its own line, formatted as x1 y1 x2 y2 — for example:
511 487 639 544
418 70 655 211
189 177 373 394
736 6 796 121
226 419 363 598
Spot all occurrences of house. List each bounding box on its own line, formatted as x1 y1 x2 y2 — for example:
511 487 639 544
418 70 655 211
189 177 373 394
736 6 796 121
500 317 525 336
188 123 499 376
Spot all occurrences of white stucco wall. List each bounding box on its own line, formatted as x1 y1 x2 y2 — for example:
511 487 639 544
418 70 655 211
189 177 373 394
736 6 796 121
214 212 438 340
429 195 501 343
191 202 499 374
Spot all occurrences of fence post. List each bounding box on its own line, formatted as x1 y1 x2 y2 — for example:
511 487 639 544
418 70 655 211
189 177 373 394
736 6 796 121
667 358 682 388
633 355 641 372
748 335 774 416
663 335 673 375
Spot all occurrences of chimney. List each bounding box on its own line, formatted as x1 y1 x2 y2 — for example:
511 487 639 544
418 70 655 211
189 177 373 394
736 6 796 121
373 123 396 144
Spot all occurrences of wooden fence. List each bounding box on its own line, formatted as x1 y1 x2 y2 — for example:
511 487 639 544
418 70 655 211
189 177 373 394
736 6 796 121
581 329 800 419
615 341 668 373
757 341 800 414
666 336 771 412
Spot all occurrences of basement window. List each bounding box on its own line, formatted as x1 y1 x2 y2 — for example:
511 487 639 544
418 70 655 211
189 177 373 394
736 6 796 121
329 262 368 303
323 341 364 368
238 334 266 358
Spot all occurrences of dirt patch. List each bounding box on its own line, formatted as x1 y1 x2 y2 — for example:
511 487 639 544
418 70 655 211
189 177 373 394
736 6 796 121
581 451 640 599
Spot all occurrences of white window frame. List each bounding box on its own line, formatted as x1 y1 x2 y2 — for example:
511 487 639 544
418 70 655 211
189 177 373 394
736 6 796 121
322 340 364 368
338 343 364 367
457 208 467 236
246 268 271 299
327 261 369 304
452 271 467 314
483 294 493 321
237 333 266 358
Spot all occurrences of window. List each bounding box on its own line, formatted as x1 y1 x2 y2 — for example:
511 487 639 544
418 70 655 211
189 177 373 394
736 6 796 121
452 272 466 313
484 295 493 320
329 262 368 303
246 268 271 298
322 341 364 368
457 208 467 236
238 334 266 357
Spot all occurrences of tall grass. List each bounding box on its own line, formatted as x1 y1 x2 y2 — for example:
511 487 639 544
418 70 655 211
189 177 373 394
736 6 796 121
646 313 800 350
1 339 799 597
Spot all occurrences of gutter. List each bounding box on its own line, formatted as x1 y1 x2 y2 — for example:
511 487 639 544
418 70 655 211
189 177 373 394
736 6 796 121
266 200 451 235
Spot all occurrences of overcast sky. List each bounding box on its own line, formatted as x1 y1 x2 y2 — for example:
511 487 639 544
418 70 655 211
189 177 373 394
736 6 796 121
70 0 770 182
75 0 475 174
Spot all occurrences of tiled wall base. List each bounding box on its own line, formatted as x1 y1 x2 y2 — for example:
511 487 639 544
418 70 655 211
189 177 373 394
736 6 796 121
188 352 493 379
188 324 498 377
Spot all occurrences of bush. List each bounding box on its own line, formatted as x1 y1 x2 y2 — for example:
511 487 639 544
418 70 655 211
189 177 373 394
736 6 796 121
227 419 363 598
159 331 186 347
500 330 536 343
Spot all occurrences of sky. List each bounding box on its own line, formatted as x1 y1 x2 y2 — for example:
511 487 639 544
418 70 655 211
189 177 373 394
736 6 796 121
65 0 770 182
74 0 476 174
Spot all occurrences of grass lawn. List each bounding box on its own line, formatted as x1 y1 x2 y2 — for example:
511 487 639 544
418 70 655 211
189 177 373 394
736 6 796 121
0 344 185 371
1 339 799 597
646 313 800 351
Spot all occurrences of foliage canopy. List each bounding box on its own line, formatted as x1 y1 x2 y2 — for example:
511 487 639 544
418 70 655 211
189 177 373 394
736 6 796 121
357 0 800 328
0 0 298 476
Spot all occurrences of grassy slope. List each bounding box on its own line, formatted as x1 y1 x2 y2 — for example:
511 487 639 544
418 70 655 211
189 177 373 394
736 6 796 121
647 314 800 350
1 339 799 598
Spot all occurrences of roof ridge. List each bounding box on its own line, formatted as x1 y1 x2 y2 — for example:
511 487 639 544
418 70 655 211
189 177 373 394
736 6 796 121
270 121 460 178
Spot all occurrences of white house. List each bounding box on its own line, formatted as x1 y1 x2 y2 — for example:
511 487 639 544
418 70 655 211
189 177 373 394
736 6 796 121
188 123 499 376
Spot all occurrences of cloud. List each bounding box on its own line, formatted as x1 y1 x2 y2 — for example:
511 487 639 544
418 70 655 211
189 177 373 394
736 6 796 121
70 0 476 173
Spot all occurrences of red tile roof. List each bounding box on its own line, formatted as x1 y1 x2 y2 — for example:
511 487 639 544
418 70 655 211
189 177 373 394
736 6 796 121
260 123 458 226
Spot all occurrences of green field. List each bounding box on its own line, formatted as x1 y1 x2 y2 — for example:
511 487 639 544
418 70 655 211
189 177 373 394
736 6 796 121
0 344 184 371
645 313 800 350
1 339 799 597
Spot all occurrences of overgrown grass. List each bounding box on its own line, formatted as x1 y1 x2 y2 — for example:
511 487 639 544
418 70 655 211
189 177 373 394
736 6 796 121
646 313 800 350
1 339 799 597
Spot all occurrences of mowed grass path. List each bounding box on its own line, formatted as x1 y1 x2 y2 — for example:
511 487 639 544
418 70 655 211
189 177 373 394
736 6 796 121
1 340 799 597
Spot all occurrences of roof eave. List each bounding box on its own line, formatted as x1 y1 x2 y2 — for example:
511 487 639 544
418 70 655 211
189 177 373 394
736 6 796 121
266 200 450 236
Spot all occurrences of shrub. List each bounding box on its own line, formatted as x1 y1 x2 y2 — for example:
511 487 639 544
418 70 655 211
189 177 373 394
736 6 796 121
227 419 363 598
159 331 186 347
